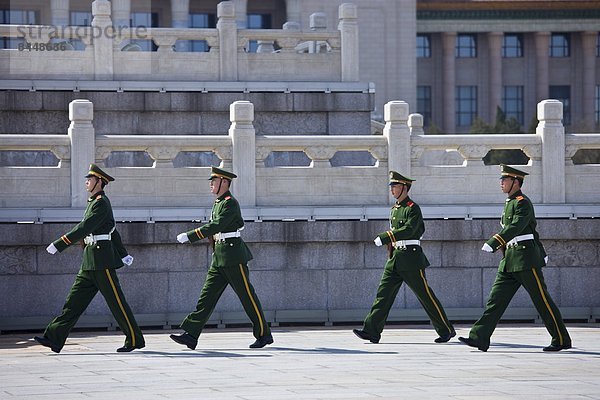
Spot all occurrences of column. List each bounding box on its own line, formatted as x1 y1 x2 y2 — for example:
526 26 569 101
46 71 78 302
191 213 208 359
172 0 190 52
338 3 359 82
581 31 597 130
442 32 456 133
234 0 248 28
488 32 503 122
286 0 302 25
534 32 550 102
50 0 69 26
111 0 131 28
384 101 411 205
68 100 96 208
218 1 238 81
229 101 256 207
537 100 565 203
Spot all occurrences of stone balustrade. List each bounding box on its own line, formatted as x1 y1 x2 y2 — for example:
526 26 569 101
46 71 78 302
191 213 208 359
0 1 357 82
1 99 599 215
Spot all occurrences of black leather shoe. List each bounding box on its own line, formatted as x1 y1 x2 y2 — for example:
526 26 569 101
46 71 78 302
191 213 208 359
170 332 198 350
34 336 60 353
543 343 572 352
458 336 488 352
434 330 456 343
116 344 145 353
352 329 379 344
249 334 274 349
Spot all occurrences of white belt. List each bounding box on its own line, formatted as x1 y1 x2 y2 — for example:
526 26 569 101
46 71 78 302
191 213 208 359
213 230 241 241
392 240 421 249
506 234 534 247
84 233 111 245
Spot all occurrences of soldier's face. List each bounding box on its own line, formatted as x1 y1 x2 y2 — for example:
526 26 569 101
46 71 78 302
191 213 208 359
390 183 405 199
500 177 514 193
85 177 98 192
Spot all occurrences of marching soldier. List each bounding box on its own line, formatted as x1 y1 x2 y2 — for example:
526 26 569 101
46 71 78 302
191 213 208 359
34 164 145 353
353 171 455 344
459 165 572 352
170 166 273 350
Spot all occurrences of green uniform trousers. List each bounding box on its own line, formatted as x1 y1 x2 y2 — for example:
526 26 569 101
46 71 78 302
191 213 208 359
363 266 454 342
44 269 145 351
469 268 571 350
181 263 270 339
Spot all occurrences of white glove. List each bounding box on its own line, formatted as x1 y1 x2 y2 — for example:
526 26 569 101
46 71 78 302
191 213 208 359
374 237 382 247
177 233 189 243
46 243 58 254
481 243 493 253
544 256 549 264
122 255 134 266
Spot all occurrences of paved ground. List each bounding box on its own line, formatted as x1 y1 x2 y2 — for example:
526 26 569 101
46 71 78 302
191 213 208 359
1 324 599 399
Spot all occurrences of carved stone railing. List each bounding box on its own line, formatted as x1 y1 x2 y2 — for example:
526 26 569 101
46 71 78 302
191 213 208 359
0 1 358 82
1 99 599 213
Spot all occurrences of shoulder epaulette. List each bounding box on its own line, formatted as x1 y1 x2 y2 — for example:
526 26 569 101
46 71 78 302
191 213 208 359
407 201 414 207
516 196 524 201
224 196 231 200
95 195 102 200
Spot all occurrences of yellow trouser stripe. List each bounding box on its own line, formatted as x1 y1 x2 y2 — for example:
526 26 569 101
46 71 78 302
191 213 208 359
239 264 264 337
532 268 563 346
419 269 451 332
105 269 136 347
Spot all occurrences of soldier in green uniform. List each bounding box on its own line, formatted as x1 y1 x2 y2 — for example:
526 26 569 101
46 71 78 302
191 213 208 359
170 166 273 350
353 171 455 344
34 164 145 353
459 165 572 352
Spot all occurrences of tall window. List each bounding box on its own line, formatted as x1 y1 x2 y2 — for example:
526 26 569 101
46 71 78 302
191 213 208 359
550 33 570 57
247 13 271 53
417 34 431 58
1 9 36 49
549 85 571 125
130 12 159 51
456 34 477 58
597 33 600 57
70 11 91 26
502 86 524 125
189 13 216 52
456 86 477 126
502 33 523 58
595 86 600 123
70 12 92 50
417 86 432 126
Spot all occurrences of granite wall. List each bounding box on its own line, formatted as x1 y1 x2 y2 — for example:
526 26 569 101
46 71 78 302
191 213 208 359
1 218 598 332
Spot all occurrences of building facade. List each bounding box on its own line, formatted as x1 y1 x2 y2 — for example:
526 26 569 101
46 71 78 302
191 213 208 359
1 1 599 132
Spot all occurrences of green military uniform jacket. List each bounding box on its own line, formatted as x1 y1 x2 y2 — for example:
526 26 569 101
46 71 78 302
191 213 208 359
185 191 253 267
52 191 127 270
376 197 429 270
485 190 547 272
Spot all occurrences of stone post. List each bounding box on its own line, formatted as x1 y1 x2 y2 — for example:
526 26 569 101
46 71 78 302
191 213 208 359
408 113 424 135
68 100 96 208
229 101 256 207
338 3 359 82
217 1 238 81
384 101 411 204
537 100 565 203
92 0 114 80
309 12 326 53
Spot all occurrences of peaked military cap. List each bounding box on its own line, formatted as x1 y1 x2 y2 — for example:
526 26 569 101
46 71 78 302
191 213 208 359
389 171 415 186
85 163 114 183
208 166 237 180
500 164 528 180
